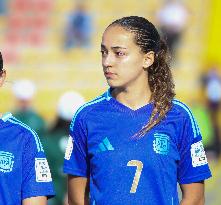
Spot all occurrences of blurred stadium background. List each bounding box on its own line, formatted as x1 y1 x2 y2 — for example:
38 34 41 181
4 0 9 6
0 0 221 204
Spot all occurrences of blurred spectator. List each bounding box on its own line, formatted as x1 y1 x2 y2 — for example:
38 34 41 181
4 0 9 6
156 0 189 58
43 91 85 205
12 79 46 138
202 67 221 158
0 0 7 15
64 2 93 50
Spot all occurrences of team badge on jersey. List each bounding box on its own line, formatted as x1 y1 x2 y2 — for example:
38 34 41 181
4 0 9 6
35 158 52 182
191 141 208 167
153 133 170 155
0 151 14 173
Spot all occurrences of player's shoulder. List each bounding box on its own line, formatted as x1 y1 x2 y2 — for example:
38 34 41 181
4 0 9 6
171 99 201 138
171 99 194 119
1 112 44 152
73 92 108 120
69 92 108 130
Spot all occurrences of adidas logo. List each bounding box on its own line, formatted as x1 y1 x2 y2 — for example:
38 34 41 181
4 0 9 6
98 137 114 152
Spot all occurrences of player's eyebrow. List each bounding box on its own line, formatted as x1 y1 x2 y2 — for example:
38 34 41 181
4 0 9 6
101 44 107 50
101 44 127 50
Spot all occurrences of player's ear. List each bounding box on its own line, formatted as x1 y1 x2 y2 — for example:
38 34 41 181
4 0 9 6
143 51 154 69
0 70 6 87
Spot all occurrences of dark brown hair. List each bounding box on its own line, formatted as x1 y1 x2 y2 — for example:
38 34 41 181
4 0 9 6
0 52 3 71
109 16 175 137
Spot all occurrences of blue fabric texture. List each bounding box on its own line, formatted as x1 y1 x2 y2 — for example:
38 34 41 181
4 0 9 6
64 90 211 205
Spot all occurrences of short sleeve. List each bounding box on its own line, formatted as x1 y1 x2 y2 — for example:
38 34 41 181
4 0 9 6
177 112 212 184
21 130 55 200
63 115 89 177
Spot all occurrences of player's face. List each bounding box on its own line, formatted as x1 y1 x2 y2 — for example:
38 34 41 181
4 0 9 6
101 25 151 89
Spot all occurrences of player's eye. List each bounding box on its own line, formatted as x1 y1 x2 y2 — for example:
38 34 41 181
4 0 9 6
115 51 125 57
100 50 108 57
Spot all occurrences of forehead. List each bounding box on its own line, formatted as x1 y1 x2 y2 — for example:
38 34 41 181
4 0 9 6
102 25 136 48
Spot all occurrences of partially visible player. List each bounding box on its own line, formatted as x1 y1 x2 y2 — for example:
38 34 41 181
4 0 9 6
63 16 211 205
0 52 55 205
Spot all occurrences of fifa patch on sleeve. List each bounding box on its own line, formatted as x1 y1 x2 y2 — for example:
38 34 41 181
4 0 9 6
35 158 52 182
64 136 73 160
191 141 208 167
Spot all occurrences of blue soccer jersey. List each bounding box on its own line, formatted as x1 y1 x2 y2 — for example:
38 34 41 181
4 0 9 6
63 90 212 205
0 113 54 205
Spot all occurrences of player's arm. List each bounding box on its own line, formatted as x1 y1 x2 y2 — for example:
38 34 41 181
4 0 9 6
22 196 47 205
179 181 205 205
68 175 89 205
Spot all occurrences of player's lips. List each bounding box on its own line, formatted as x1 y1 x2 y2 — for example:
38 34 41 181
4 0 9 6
104 71 115 78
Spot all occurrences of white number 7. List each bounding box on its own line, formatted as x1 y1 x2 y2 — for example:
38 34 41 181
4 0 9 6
127 160 143 193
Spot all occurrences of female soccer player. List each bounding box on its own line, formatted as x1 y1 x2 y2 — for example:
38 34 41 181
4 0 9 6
63 16 211 205
0 52 54 204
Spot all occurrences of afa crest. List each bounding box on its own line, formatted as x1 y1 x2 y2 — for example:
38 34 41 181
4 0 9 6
0 151 15 173
153 133 170 155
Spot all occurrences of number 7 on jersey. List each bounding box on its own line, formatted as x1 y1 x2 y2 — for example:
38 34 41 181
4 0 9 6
127 160 143 193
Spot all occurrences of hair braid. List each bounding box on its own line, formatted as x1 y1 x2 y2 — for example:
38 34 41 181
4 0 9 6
138 40 175 136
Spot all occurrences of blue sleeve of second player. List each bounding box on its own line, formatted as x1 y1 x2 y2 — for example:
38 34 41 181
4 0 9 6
177 113 212 184
21 130 55 200
63 115 89 177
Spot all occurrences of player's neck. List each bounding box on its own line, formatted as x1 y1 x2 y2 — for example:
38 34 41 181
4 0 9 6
112 85 152 110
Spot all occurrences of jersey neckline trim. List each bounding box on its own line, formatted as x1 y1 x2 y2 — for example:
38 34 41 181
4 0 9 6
104 88 153 116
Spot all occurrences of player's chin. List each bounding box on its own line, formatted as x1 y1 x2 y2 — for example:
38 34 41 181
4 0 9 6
106 79 121 88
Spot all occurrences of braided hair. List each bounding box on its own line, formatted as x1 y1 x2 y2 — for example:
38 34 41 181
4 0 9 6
108 16 175 137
